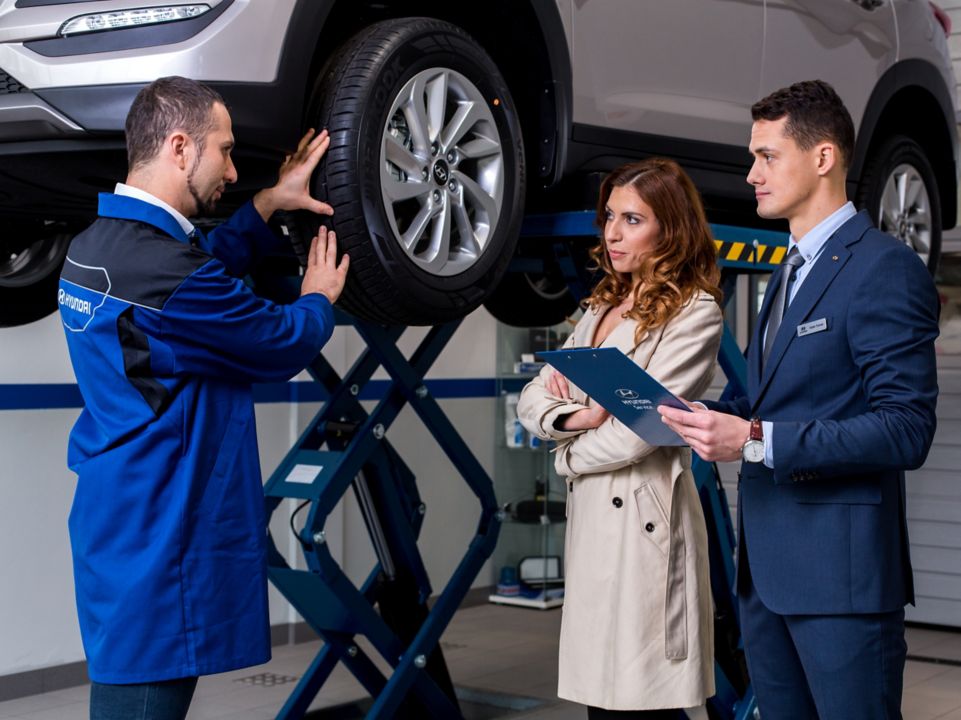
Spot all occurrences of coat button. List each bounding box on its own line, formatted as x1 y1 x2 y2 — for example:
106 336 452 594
645 522 655 533
612 497 623 508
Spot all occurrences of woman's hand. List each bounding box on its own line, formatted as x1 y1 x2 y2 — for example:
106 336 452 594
545 370 571 399
557 403 610 431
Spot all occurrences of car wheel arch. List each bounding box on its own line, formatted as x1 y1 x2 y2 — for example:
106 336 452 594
850 58 957 230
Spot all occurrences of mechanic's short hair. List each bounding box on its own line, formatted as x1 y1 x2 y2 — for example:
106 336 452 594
125 76 225 171
752 80 855 170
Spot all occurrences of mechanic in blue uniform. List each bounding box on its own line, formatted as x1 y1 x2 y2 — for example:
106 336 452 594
58 76 349 720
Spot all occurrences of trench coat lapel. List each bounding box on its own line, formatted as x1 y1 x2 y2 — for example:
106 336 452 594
603 313 648 356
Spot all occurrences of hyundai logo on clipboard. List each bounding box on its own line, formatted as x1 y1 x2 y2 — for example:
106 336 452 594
615 388 639 400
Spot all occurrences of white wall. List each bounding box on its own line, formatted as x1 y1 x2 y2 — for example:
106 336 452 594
0 308 499 679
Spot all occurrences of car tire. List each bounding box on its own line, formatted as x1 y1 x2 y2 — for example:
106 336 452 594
0 222 73 327
856 134 941 275
306 18 525 325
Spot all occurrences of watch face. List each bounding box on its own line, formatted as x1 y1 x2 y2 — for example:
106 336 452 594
742 440 765 463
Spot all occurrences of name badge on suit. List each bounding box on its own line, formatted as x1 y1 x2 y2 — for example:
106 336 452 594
796 318 828 337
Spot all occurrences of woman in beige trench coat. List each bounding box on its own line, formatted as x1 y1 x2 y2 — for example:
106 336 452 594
518 158 724 718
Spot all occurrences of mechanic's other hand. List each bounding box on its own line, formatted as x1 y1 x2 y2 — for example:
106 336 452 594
301 226 349 303
254 129 334 220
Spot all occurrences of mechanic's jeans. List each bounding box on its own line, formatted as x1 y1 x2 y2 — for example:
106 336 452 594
90 677 198 720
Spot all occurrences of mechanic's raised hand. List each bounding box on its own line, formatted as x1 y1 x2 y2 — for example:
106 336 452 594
253 129 334 221
301 226 349 303
657 402 749 462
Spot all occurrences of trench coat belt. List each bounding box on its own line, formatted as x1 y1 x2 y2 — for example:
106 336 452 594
664 467 688 660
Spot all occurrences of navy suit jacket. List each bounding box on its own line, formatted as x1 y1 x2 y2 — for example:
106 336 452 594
705 210 939 615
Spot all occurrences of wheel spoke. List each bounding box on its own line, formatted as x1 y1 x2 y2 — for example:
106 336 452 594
904 173 923 209
402 202 433 251
904 206 928 225
896 172 908 214
425 71 449 145
457 135 501 160
382 172 430 203
457 170 498 225
911 231 931 255
402 75 432 155
425 196 453 272
441 100 484 150
384 132 423 178
451 197 479 258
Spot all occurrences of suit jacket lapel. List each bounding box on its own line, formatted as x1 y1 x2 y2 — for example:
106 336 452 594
751 212 870 411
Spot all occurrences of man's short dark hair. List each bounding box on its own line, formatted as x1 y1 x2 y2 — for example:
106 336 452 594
751 80 855 170
125 76 225 171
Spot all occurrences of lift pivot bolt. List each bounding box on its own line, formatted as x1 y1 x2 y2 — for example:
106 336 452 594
373 424 385 440
413 654 427 668
312 531 326 545
415 385 428 398
347 645 358 658
349 384 360 396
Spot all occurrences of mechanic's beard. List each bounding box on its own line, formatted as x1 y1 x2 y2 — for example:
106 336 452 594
187 175 217 215
186 155 217 215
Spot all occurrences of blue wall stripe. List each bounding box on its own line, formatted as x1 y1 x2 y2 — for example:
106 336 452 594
0 378 501 411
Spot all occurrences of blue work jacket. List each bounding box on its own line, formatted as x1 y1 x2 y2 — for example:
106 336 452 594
58 193 334 683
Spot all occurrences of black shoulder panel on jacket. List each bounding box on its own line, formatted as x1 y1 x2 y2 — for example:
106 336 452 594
62 218 211 311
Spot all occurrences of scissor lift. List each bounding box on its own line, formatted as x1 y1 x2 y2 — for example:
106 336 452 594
263 315 498 719
262 212 788 720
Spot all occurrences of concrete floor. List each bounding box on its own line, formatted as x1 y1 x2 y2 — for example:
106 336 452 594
0 604 959 719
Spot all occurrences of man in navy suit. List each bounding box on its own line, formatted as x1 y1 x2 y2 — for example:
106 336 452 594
660 80 940 718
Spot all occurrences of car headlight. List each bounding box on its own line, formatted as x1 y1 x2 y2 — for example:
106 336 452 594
58 5 212 37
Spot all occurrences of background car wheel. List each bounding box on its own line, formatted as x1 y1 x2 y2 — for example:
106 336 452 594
856 134 941 275
483 267 580 328
483 239 596 327
0 221 73 327
306 18 525 325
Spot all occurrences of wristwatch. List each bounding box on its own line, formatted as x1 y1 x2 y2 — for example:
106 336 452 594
742 417 764 463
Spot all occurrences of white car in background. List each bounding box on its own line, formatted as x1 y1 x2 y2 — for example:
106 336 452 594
0 0 955 327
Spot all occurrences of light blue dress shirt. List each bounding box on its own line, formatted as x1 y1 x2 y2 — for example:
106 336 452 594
761 201 857 467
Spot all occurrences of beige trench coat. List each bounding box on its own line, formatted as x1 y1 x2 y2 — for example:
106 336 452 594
517 291 723 710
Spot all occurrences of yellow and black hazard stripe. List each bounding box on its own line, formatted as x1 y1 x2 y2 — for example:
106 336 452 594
713 239 787 266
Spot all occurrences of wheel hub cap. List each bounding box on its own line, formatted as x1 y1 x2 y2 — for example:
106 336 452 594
431 159 450 186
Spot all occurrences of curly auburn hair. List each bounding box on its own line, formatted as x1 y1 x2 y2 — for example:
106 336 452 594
586 158 721 342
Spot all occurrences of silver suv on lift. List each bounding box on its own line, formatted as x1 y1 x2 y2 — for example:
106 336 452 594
0 0 956 327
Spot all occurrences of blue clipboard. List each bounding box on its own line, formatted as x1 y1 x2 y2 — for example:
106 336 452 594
536 347 690 446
